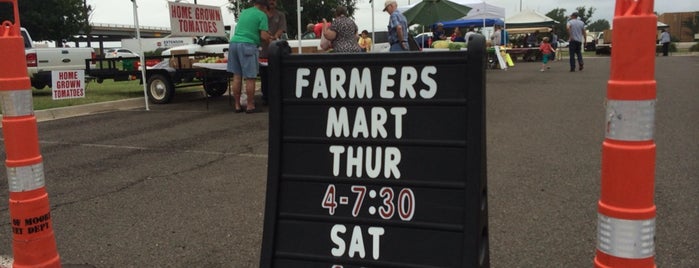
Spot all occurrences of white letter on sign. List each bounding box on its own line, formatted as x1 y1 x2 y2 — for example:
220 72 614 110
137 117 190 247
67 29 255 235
331 68 347 99
348 226 366 258
399 66 418 98
349 68 373 99
379 67 396 99
420 66 438 99
390 107 407 139
326 107 350 138
384 147 401 179
295 68 310 98
371 108 388 138
352 107 369 138
313 68 329 99
368 227 385 260
331 224 347 257
329 146 346 177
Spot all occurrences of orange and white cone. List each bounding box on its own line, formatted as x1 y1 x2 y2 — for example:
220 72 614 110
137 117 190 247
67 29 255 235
1 1 61 267
594 1 657 267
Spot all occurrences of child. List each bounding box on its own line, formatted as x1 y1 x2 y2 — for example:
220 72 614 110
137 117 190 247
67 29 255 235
539 37 556 72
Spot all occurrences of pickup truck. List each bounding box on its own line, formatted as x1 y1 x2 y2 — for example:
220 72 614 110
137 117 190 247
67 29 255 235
21 27 95 89
161 35 231 56
595 30 612 55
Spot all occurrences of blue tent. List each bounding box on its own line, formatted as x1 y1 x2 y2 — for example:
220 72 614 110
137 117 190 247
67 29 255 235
435 18 504 29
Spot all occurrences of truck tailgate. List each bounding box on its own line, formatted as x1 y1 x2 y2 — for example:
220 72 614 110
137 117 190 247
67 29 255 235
34 48 92 72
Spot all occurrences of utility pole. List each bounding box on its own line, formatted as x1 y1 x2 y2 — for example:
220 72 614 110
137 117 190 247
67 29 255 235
84 0 91 47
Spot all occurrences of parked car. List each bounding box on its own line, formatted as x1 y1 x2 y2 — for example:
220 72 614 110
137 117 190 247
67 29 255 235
413 32 433 48
585 32 598 51
105 48 139 58
556 40 569 48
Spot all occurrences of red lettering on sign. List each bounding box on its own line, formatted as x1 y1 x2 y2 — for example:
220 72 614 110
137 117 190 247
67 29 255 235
56 80 81 90
194 8 221 21
170 5 192 19
178 20 218 34
58 71 78 80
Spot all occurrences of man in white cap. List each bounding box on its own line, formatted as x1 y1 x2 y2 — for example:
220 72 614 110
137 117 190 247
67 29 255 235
383 0 408 52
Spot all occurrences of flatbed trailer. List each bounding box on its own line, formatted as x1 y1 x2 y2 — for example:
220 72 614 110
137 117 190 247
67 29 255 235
85 53 229 104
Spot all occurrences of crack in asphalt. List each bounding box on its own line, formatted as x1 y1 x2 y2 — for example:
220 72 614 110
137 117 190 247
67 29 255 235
36 140 268 158
0 140 267 214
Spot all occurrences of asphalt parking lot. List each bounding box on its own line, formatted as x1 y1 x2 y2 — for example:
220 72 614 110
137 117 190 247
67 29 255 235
0 54 697 267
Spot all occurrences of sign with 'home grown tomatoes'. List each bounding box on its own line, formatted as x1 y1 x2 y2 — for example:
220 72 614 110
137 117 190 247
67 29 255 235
51 70 85 100
260 38 490 268
168 2 226 37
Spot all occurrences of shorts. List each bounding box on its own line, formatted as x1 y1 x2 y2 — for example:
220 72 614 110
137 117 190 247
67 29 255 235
542 53 553 64
227 42 259 79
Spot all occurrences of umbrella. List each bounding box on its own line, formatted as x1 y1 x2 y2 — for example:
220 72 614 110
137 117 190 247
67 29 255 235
402 0 472 26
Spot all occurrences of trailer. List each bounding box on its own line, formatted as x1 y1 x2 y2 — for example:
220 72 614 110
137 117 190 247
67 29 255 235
85 52 229 104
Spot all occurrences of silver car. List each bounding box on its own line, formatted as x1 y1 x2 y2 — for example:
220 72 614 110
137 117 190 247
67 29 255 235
105 48 139 59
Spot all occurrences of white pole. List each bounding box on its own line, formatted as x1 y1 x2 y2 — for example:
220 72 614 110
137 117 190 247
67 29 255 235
371 0 375 51
132 0 149 111
482 1 486 29
297 0 302 54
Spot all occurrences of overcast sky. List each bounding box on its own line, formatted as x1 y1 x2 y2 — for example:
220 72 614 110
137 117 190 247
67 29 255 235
88 0 699 34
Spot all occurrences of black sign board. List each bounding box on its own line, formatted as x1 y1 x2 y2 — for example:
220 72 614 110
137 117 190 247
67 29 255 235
261 35 488 268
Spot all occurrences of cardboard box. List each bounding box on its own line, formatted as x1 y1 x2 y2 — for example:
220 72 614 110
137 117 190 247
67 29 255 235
603 29 613 44
291 46 322 54
169 49 191 69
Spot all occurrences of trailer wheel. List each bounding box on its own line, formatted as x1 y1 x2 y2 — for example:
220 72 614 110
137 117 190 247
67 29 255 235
204 76 228 97
147 74 174 104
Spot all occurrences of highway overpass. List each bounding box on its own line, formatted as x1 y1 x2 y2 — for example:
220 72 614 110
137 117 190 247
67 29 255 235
71 23 174 54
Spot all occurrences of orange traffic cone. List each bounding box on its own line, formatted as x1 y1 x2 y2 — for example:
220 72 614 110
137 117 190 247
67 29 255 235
1 1 61 267
594 1 657 267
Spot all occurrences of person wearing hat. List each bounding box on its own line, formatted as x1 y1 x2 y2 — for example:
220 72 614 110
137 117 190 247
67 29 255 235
433 23 447 41
227 0 271 113
383 0 408 52
566 11 586 72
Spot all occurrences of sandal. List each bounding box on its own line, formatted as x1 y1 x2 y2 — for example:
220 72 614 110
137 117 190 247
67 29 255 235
245 108 258 114
234 107 243 113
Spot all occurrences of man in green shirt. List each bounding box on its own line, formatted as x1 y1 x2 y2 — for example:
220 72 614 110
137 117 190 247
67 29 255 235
227 0 270 113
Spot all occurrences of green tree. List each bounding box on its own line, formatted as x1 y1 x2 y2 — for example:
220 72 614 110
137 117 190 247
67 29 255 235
546 6 598 41
586 19 610 32
8 0 91 44
546 8 568 41
228 0 358 38
574 6 596 25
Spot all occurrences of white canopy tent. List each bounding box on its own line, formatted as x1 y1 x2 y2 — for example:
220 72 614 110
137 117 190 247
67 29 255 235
505 10 558 29
397 0 506 44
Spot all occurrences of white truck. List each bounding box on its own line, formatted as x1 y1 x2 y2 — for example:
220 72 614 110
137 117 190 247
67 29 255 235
121 37 195 54
21 27 95 89
595 30 612 55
